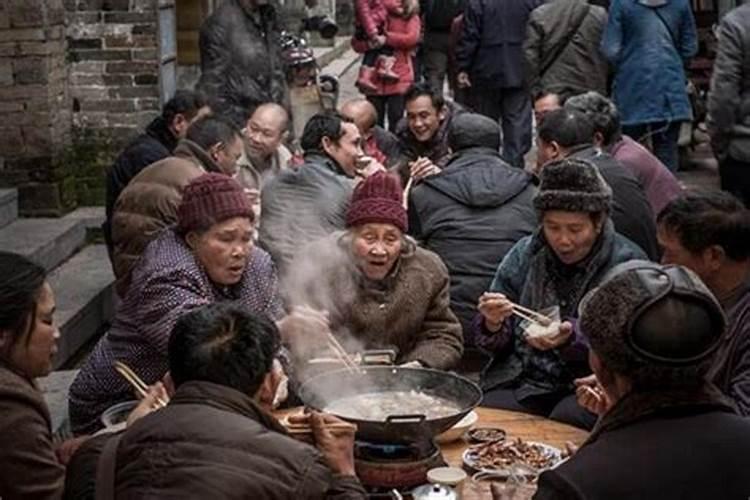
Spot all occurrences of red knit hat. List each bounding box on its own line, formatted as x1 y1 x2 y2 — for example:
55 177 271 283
177 173 254 234
346 172 407 232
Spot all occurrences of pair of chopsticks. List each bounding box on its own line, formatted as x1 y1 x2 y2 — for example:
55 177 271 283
113 361 168 408
326 333 363 374
509 303 553 327
285 421 357 435
402 176 414 209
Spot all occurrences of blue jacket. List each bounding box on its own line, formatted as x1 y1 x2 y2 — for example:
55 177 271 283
601 0 697 125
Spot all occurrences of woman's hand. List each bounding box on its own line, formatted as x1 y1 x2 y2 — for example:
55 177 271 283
477 292 514 332
524 321 573 351
126 382 170 427
55 436 90 465
574 374 610 416
457 72 471 88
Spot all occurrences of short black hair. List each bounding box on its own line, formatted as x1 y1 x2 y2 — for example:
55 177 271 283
168 303 281 395
537 108 594 149
0 252 47 358
300 110 353 153
404 82 445 110
185 115 241 150
657 191 750 261
565 92 622 146
162 90 209 124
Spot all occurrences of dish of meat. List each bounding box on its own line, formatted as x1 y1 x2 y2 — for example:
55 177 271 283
462 437 562 477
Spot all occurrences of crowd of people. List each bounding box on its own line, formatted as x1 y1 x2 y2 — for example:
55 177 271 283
2 0 750 498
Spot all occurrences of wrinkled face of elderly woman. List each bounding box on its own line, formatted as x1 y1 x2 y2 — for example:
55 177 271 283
542 210 604 265
351 223 403 281
186 216 254 286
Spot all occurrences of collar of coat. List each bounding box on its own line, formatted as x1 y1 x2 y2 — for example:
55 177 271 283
145 116 178 153
303 151 349 177
173 139 224 174
168 380 288 434
584 383 735 445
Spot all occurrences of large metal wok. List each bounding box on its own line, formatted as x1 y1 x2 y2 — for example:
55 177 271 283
297 366 482 444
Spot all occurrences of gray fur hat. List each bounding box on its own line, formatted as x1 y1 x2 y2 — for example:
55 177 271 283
579 261 726 375
534 158 612 214
448 113 501 152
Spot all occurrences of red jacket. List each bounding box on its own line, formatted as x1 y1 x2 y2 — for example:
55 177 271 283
355 0 388 40
352 0 421 96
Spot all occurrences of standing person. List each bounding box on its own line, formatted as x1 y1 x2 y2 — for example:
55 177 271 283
352 0 398 93
601 0 698 172
104 90 211 255
523 0 608 99
352 0 421 132
197 0 287 124
475 159 646 429
707 2 750 206
455 0 541 169
421 0 465 94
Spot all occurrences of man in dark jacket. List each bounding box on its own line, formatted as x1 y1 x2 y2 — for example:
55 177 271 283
535 261 750 500
708 2 750 206
68 303 366 500
197 0 287 125
260 111 376 273
523 0 608 99
455 0 541 168
657 192 750 416
103 90 210 255
536 108 659 259
409 113 536 346
421 0 466 93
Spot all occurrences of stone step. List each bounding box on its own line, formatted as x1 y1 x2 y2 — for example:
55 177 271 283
64 206 105 233
0 217 86 271
47 244 115 370
0 188 18 229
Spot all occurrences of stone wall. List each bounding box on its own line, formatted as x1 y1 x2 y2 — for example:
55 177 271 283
0 0 73 215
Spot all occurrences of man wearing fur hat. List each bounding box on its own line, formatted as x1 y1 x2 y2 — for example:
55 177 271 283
474 159 645 429
535 261 750 500
285 172 464 372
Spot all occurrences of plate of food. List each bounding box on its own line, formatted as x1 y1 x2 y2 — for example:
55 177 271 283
462 437 562 478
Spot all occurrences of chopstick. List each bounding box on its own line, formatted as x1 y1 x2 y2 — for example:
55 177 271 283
402 176 414 210
509 302 553 326
113 361 168 408
325 333 363 374
285 422 357 435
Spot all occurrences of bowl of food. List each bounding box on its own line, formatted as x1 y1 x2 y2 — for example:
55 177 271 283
100 400 138 430
467 426 507 443
436 410 478 444
521 306 561 339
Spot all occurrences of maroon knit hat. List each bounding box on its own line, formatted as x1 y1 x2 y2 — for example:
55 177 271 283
346 171 407 232
177 173 254 234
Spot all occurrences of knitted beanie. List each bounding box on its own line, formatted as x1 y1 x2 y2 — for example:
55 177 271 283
534 158 612 214
346 171 407 232
177 173 254 234
579 261 725 374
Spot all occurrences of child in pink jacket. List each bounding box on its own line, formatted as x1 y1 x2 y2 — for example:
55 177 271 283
353 0 400 92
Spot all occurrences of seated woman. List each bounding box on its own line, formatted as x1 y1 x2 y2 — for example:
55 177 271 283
474 159 646 430
70 173 296 435
287 172 463 372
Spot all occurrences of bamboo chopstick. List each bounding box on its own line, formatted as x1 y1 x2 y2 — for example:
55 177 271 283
113 361 168 408
509 303 553 326
402 176 414 209
285 423 357 434
325 333 362 374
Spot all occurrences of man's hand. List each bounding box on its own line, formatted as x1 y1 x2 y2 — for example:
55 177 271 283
477 292 514 332
355 156 386 179
525 321 573 351
409 157 441 181
457 72 471 89
574 374 610 416
127 382 170 427
310 412 357 476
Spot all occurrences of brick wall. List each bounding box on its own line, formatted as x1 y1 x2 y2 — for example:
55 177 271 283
0 0 73 215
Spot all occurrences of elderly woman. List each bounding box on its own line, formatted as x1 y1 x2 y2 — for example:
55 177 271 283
69 173 297 435
474 159 646 429
288 172 463 371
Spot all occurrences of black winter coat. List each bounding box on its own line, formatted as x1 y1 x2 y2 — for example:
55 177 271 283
197 0 287 123
408 147 537 344
455 0 543 89
535 385 750 500
103 116 176 254
570 146 659 260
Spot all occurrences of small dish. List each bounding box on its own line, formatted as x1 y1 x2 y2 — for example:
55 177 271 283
467 426 507 443
435 410 478 444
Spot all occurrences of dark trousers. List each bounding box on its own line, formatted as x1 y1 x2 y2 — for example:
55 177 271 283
368 94 405 133
423 31 451 94
469 86 532 169
362 46 394 67
622 121 681 172
719 155 750 207
483 387 598 431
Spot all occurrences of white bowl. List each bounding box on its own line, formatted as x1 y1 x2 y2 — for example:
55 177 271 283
435 410 478 444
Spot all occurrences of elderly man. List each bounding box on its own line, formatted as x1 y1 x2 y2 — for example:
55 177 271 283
237 103 292 189
532 88 564 126
340 98 402 167
656 192 750 416
260 111 383 272
536 108 659 259
408 113 536 347
111 116 243 296
104 90 210 254
566 92 682 217
535 261 750 500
